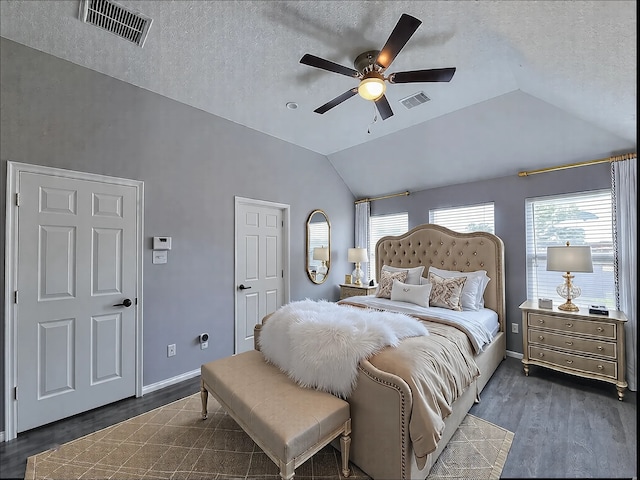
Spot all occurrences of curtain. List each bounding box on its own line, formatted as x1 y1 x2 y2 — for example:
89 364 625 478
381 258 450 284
355 201 370 283
612 158 637 391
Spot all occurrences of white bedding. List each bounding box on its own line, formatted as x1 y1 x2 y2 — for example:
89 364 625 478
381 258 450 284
338 296 498 353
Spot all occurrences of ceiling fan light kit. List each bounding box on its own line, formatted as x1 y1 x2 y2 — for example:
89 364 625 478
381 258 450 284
300 13 456 120
358 73 386 101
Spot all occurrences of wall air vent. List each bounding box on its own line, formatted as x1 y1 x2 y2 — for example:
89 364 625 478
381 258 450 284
79 0 152 47
399 92 431 110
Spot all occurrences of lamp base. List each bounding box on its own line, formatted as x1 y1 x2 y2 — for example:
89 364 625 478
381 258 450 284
557 300 579 312
352 263 364 286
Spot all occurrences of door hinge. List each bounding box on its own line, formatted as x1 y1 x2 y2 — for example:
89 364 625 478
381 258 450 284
282 270 284 278
15 193 20 206
14 291 18 304
14 387 18 400
135 297 138 305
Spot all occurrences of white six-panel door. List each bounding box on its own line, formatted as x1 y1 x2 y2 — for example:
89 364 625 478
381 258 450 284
235 197 289 354
5 163 142 437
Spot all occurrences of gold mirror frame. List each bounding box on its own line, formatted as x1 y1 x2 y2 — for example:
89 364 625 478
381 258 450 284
306 209 331 284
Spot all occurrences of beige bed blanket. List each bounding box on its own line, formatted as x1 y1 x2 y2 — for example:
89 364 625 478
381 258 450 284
365 321 480 468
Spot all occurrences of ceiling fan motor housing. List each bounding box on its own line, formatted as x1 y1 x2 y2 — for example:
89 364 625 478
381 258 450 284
354 50 382 74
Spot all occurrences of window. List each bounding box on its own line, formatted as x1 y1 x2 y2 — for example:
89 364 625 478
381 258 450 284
525 190 614 309
429 202 495 233
368 213 408 281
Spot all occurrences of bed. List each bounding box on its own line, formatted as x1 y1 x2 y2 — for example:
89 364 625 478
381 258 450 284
257 223 506 479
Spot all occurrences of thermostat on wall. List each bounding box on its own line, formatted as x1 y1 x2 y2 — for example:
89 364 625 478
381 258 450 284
153 236 172 250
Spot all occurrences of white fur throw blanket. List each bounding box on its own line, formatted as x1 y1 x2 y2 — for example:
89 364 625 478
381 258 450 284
258 299 429 398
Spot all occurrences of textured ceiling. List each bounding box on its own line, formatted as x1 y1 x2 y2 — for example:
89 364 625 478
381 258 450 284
1 0 636 197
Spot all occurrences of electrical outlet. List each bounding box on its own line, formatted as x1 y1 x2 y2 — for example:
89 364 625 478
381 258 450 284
167 344 176 357
511 323 519 334
200 341 208 350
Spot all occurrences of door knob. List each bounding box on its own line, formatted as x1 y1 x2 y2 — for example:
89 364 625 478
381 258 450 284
238 284 251 290
113 298 132 307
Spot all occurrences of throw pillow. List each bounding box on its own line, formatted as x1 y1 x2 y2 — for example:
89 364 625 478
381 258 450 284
428 267 490 311
376 270 408 299
381 265 425 285
428 272 467 311
390 279 431 308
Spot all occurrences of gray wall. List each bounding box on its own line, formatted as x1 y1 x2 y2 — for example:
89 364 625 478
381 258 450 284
0 39 355 432
371 165 612 353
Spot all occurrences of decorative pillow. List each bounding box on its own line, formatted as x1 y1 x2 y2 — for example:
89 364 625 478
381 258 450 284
376 270 408 299
428 272 466 311
390 279 431 308
428 267 490 311
381 265 425 285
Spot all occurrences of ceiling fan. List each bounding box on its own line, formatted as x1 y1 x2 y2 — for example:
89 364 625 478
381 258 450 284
300 13 456 120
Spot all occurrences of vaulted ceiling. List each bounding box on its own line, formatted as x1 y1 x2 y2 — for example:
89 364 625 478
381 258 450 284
1 1 636 197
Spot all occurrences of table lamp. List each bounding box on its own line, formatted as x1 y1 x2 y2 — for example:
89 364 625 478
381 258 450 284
546 242 593 311
348 247 368 286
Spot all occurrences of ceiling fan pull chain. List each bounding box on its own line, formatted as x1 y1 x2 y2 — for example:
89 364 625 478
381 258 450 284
367 105 378 134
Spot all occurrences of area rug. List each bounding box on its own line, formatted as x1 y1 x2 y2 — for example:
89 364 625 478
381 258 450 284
25 393 513 479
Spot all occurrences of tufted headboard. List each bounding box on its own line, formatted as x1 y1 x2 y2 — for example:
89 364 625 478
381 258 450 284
376 224 506 332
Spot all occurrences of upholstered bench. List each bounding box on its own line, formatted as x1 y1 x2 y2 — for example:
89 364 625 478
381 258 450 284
201 350 351 480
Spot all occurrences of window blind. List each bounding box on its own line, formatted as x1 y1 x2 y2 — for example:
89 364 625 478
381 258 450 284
429 202 495 233
368 213 408 281
525 190 614 309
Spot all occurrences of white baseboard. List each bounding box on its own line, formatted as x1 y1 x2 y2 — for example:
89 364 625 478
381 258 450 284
141 368 200 395
506 349 523 359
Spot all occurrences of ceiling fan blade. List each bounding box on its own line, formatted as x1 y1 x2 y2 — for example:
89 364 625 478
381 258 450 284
389 67 456 83
314 88 358 114
300 54 359 78
376 14 422 69
374 95 394 120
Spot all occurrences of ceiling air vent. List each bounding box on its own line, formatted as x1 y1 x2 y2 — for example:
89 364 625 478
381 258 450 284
79 0 152 47
399 92 431 110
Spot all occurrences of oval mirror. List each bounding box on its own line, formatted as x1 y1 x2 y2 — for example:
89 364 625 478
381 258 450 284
306 209 331 284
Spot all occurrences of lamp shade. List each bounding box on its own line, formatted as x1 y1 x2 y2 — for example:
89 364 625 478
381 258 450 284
547 245 593 273
313 247 329 262
348 247 368 263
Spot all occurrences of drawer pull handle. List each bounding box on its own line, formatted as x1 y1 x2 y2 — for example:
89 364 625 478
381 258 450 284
538 335 544 341
538 319 544 324
597 327 604 332
565 359 573 364
565 341 573 346
565 323 573 327
597 346 604 351
597 365 604 370
538 352 544 358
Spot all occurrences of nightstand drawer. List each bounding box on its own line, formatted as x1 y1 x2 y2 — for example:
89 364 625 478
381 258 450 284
339 284 376 300
528 313 615 340
529 346 618 380
528 328 617 359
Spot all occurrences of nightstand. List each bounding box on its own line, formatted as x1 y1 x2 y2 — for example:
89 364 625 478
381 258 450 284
519 300 628 400
339 283 377 300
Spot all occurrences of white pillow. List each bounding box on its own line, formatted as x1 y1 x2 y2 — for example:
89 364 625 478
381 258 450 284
390 279 431 308
428 267 489 311
381 265 425 285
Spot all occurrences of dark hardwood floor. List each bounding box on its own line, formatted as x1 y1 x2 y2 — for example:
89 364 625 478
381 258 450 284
469 357 637 479
1 357 636 479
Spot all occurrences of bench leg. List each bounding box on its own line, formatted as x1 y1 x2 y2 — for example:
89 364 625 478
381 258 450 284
200 379 209 419
340 419 352 477
280 459 295 480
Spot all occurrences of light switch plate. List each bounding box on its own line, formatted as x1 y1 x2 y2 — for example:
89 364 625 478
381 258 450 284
152 250 168 264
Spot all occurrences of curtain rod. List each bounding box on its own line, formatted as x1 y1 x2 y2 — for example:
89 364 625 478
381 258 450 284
355 191 409 204
518 153 636 177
